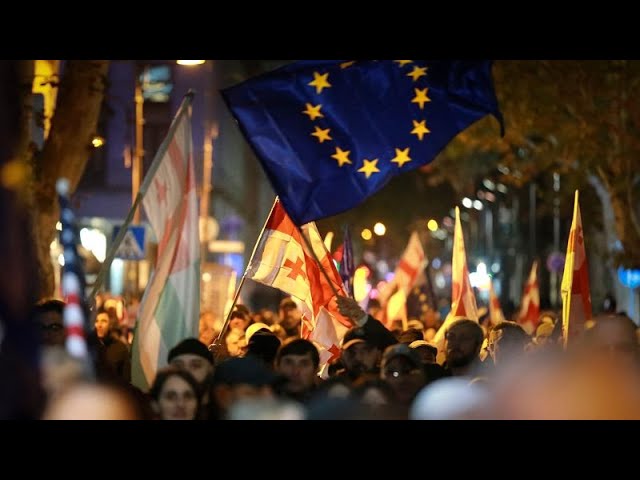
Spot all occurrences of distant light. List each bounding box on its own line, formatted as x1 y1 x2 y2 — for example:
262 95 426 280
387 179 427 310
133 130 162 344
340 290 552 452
176 60 205 66
361 228 372 240
497 183 508 193
427 219 438 232
58 253 65 267
202 272 212 282
376 260 389 275
431 257 442 269
79 228 107 262
485 192 496 202
91 135 105 148
56 221 62 231
373 222 386 236
491 262 500 273
473 200 484 210
435 272 446 289
469 262 490 290
442 216 454 228
433 229 447 240
483 179 495 190
462 197 473 208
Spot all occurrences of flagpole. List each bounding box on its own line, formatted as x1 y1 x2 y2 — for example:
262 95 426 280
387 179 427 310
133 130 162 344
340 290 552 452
297 225 341 299
88 91 195 302
210 197 279 354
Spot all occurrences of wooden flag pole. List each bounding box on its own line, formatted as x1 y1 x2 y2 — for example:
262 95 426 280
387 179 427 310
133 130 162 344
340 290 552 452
296 224 340 299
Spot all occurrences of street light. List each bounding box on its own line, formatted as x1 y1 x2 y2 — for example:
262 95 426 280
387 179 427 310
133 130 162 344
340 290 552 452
176 60 206 66
373 222 386 236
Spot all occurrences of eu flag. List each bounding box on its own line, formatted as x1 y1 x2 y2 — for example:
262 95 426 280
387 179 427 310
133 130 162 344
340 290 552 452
222 60 504 225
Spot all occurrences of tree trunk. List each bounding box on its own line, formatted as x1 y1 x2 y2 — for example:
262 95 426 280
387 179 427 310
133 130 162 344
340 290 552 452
33 60 110 298
603 175 640 269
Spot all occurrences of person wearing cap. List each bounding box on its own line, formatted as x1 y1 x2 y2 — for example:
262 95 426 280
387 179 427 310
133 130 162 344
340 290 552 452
380 343 428 411
409 340 438 364
244 327 281 368
336 295 398 380
168 338 214 385
278 297 302 338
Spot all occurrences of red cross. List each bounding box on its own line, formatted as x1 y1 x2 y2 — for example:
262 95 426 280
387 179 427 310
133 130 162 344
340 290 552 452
284 256 307 281
327 344 341 363
398 259 418 279
155 178 168 204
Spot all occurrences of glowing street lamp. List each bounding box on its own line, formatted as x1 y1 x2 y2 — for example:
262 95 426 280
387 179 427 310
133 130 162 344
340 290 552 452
176 60 206 66
427 219 438 232
373 222 386 236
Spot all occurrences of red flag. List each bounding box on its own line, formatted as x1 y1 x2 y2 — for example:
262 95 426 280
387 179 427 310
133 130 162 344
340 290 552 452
247 198 351 346
488 278 506 326
378 231 425 327
518 261 540 334
432 207 479 359
561 190 592 347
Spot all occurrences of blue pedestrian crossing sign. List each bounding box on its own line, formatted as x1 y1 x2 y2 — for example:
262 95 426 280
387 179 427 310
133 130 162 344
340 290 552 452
113 225 146 260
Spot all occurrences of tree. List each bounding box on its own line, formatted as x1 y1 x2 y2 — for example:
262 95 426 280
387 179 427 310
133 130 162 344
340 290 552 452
14 60 110 297
431 60 640 268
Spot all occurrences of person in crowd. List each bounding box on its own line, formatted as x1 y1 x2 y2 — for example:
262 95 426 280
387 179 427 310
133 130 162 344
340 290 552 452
224 305 252 356
278 297 302 338
335 295 398 381
486 321 530 367
148 367 201 420
168 338 214 386
380 343 428 413
583 313 640 368
274 338 320 403
443 318 485 377
88 308 130 384
210 356 277 419
31 299 66 347
43 382 146 420
244 328 281 368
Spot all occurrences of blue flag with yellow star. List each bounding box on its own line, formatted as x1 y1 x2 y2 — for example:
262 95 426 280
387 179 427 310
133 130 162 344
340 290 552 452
222 60 504 225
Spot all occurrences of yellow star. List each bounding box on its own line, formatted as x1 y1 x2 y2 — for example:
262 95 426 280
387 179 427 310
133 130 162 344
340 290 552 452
302 103 324 121
411 120 430 140
391 147 412 167
311 126 332 143
308 72 331 94
340 61 356 69
358 159 380 179
411 87 431 110
407 66 427 81
331 147 352 167
394 60 413 67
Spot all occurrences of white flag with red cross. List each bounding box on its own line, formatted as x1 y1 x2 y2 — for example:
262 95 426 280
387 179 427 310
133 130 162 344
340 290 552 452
247 198 351 367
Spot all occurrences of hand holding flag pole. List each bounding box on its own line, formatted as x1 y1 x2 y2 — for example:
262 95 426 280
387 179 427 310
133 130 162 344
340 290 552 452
209 198 279 356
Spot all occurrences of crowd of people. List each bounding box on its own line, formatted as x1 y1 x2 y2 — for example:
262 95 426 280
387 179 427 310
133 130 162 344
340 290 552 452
27 291 640 420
